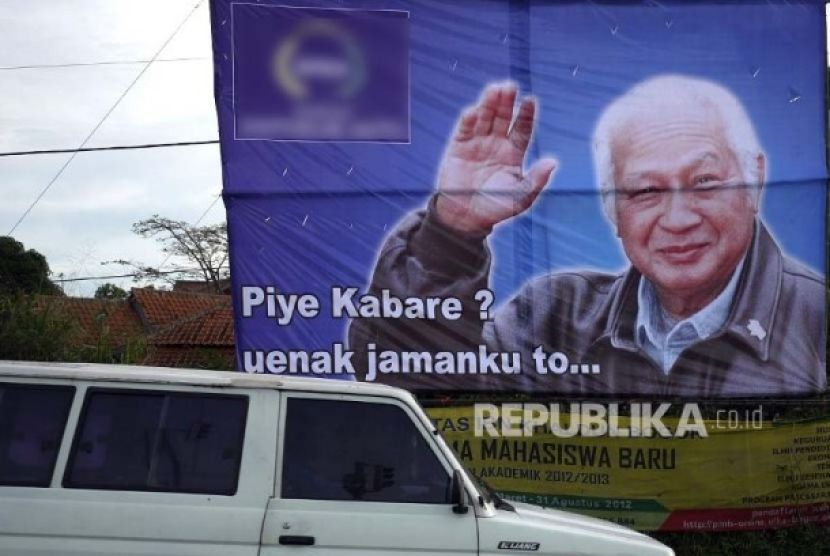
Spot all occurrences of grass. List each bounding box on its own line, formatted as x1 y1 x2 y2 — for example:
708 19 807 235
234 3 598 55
653 525 830 555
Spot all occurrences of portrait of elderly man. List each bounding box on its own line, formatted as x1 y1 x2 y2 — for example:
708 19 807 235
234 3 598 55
348 75 826 397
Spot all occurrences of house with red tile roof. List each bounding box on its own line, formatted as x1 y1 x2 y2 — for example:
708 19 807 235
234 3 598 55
172 279 231 294
129 287 235 370
36 296 146 362
30 286 236 370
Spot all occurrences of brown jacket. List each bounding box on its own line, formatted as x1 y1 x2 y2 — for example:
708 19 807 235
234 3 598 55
349 207 826 397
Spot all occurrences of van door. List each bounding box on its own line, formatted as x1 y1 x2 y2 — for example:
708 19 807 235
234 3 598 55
260 394 477 555
1 385 270 556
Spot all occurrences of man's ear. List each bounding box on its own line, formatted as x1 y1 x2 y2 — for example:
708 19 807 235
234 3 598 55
752 153 766 211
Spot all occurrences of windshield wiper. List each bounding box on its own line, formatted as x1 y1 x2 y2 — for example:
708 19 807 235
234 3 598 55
465 467 514 512
486 483 515 512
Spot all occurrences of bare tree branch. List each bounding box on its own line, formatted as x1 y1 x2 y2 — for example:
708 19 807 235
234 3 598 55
106 215 229 293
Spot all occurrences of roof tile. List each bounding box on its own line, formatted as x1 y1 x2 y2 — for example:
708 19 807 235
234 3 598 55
130 289 235 347
151 304 235 347
36 297 145 348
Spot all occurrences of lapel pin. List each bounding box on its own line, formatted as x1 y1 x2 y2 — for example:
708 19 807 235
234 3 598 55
747 319 767 341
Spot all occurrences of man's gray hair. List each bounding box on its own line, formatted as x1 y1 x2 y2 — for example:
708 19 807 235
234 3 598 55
592 74 764 224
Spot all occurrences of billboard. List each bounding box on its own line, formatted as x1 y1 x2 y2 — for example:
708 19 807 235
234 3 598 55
211 0 827 397
425 404 830 532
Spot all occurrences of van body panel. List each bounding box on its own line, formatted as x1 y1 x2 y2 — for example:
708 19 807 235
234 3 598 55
0 491 263 555
0 361 404 398
478 502 673 556
263 391 478 554
0 371 277 555
261 499 478 554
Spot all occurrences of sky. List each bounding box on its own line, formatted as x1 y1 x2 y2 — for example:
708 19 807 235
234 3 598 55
0 0 220 297
0 1 828 297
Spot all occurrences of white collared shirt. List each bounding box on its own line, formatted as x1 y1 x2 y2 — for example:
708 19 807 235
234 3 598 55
635 256 745 375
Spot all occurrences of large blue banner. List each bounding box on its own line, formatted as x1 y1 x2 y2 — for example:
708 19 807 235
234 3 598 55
211 0 827 397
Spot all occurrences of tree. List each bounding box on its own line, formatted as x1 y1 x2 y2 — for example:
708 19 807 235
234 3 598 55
94 283 128 300
0 236 62 296
109 215 229 294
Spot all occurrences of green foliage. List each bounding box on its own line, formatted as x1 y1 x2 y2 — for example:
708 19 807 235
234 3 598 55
655 525 830 555
0 294 146 364
94 282 128 300
0 236 62 296
183 348 236 371
0 293 75 361
74 324 146 365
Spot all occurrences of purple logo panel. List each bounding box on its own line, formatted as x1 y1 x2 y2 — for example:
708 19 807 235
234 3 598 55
232 4 410 143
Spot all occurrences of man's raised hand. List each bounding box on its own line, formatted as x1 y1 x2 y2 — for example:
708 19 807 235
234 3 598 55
434 82 557 234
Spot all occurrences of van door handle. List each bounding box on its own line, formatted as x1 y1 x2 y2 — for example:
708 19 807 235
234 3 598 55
279 535 315 546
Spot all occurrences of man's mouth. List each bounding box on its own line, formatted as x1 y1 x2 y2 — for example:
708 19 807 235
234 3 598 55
657 242 710 263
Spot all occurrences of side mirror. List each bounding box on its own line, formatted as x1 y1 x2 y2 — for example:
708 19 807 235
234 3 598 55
451 469 469 515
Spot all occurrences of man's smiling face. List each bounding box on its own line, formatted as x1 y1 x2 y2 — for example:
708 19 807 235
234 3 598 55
612 108 761 317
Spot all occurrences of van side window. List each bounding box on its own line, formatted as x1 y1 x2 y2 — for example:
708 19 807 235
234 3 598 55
0 384 74 487
64 390 247 495
282 398 451 504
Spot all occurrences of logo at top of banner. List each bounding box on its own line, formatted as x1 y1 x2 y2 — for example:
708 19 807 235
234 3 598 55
272 19 366 102
232 5 410 143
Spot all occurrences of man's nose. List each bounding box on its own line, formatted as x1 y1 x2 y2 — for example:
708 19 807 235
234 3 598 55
658 190 702 232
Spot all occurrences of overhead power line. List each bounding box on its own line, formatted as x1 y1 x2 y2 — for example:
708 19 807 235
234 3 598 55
55 190 226 284
6 0 206 237
54 265 229 283
193 194 223 226
0 56 208 72
0 139 219 158
54 192 226 284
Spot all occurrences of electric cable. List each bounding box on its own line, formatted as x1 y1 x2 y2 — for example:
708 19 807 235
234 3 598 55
0 56 208 72
53 265 229 283
6 0 206 237
0 139 219 158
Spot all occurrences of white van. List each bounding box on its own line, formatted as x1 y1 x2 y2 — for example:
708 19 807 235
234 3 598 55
0 360 673 555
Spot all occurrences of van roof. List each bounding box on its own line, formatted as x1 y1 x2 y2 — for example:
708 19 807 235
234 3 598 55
0 360 409 400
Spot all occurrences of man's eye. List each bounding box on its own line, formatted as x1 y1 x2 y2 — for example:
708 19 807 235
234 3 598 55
693 175 721 188
626 186 660 200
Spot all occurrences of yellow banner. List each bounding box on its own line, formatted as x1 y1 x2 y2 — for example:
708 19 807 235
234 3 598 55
425 405 830 531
